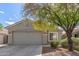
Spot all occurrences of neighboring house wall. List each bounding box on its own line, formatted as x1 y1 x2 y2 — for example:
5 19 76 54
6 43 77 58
0 34 8 44
59 28 79 39
0 34 4 44
0 29 8 44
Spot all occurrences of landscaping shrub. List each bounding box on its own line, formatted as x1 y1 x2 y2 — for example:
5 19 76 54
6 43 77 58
50 38 79 51
74 47 79 51
60 39 68 48
73 38 79 46
50 40 60 48
73 38 79 51
61 35 66 39
60 38 79 51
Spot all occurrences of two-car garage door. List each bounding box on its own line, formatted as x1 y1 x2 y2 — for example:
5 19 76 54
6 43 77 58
13 31 42 45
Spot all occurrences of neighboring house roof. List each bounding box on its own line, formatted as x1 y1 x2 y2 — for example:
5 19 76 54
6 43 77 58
61 27 79 36
73 28 79 34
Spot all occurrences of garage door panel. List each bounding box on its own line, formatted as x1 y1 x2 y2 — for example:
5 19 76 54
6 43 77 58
13 32 42 45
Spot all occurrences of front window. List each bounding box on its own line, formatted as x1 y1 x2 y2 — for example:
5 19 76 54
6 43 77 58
49 32 58 40
50 33 53 40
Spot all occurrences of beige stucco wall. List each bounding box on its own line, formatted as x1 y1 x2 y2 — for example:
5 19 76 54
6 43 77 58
42 33 48 44
7 20 48 45
8 33 13 44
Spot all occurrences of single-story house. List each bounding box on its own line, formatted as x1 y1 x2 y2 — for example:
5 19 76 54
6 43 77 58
5 20 49 45
6 19 79 45
0 29 8 44
5 19 64 45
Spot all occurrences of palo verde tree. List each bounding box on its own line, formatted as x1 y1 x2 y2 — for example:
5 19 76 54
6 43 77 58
33 19 57 32
23 4 57 32
23 3 79 51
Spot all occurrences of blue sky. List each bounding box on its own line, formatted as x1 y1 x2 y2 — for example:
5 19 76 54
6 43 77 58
0 3 24 27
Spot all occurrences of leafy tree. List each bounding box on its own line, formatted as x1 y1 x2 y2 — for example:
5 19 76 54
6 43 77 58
33 20 57 32
0 23 3 30
23 3 79 51
23 4 58 32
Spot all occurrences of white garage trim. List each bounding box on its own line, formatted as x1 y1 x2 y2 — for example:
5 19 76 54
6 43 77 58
12 31 43 45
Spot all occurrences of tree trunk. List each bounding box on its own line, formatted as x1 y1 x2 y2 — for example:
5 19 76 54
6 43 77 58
66 31 73 51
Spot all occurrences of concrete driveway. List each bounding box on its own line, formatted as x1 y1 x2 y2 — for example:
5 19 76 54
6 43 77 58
0 45 42 56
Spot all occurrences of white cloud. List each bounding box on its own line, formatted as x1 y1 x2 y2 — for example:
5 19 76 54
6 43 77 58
5 21 15 25
15 16 18 19
0 11 5 14
9 17 13 20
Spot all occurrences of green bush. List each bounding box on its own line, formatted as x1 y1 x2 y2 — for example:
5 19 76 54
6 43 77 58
60 38 79 51
60 39 68 48
73 38 79 46
74 47 79 51
50 40 60 48
73 38 79 51
50 38 79 51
